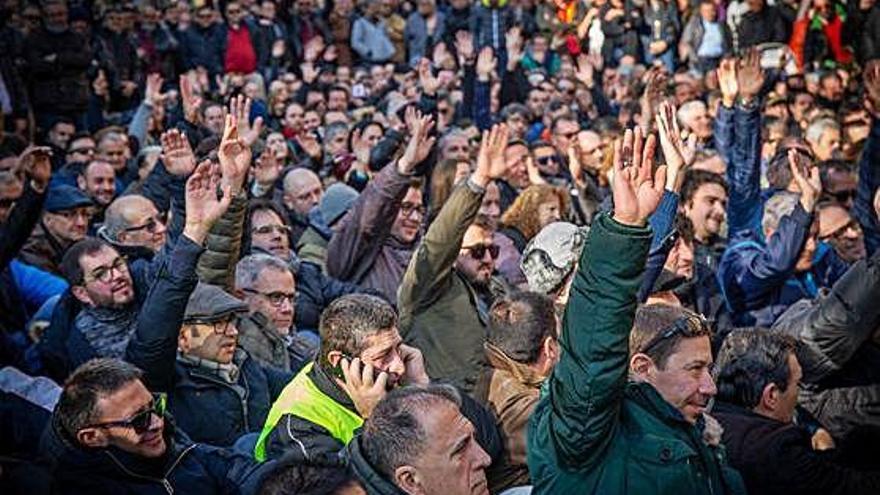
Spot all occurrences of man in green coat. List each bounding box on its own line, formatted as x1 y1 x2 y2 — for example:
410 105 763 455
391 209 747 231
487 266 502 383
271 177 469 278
527 128 746 494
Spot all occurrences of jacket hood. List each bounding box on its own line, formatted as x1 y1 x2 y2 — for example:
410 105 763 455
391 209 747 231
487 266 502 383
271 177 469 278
345 435 407 495
484 342 546 388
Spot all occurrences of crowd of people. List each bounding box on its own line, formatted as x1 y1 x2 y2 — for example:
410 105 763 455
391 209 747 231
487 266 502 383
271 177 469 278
2 0 880 493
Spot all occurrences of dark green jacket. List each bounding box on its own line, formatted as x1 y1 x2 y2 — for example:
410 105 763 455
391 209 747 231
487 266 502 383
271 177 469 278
527 213 746 495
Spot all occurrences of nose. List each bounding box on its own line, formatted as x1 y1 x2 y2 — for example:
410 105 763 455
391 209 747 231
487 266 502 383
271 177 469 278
700 370 717 396
473 443 492 470
845 226 861 239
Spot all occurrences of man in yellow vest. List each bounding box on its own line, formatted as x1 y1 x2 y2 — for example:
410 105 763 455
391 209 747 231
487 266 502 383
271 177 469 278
254 293 431 461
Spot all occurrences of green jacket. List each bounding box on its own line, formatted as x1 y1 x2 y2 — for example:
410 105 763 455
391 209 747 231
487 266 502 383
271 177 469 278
398 180 501 393
296 226 329 273
527 213 746 495
196 191 247 290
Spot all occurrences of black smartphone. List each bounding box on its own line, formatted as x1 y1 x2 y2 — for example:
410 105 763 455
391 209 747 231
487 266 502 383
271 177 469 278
331 353 388 388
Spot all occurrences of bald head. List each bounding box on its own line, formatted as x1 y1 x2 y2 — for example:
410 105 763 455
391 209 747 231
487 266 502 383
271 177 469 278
283 168 323 216
103 195 166 252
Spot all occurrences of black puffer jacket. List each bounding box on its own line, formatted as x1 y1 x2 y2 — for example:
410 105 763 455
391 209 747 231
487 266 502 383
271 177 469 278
772 248 880 440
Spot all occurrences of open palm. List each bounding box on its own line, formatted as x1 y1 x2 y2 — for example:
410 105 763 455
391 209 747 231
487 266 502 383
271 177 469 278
611 128 666 227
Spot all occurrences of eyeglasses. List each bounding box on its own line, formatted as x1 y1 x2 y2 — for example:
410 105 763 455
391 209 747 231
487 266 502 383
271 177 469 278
536 155 560 166
189 317 240 335
639 315 710 356
68 147 96 156
57 209 93 221
820 220 862 241
241 288 296 307
124 215 165 234
461 243 500 260
252 224 291 236
84 256 128 284
399 201 425 218
87 393 167 434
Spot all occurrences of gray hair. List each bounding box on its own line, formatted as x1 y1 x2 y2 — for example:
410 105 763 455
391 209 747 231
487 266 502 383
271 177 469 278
438 128 469 152
101 195 152 241
234 253 291 291
361 385 462 479
677 100 707 127
805 118 840 145
762 192 800 235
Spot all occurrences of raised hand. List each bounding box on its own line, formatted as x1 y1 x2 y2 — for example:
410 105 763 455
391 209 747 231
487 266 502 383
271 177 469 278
505 26 524 68
183 160 233 244
398 108 436 174
567 144 586 188
717 58 738 108
19 146 52 192
217 114 252 194
476 46 497 81
418 58 440 96
788 150 822 212
865 60 880 119
454 30 475 64
295 132 322 160
179 74 203 125
656 101 696 192
473 123 510 187
525 155 547 185
574 53 596 88
736 48 765 101
351 127 372 165
303 36 325 63
228 94 264 147
160 129 197 176
144 73 164 106
400 344 430 386
611 128 667 227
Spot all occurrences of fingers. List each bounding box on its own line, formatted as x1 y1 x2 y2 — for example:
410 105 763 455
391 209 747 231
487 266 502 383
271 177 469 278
613 134 624 172
787 149 805 183
632 127 643 171
641 134 657 182
653 164 668 194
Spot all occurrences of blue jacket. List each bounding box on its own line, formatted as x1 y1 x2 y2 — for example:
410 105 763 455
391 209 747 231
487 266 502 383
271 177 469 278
179 23 225 75
716 102 848 327
126 236 291 447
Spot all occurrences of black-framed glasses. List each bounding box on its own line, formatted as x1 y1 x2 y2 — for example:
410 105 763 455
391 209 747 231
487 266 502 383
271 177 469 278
820 220 862 242
825 189 856 204
399 201 425 218
124 214 165 234
252 224 291 236
241 288 296 307
84 256 129 284
87 393 167 434
462 243 500 260
639 315 710 356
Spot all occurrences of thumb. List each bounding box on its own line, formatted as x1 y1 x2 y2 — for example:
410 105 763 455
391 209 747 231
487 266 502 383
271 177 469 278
653 165 668 194
252 116 264 134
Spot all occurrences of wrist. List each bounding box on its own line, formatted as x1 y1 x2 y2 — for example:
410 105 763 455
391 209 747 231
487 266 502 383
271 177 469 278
612 213 646 227
183 224 208 245
469 173 490 190
722 95 736 108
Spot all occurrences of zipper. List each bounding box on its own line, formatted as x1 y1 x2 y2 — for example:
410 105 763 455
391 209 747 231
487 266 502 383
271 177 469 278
104 442 198 495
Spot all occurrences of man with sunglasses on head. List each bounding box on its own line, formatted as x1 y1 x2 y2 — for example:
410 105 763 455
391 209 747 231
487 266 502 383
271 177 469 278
42 358 273 494
527 127 746 494
398 124 511 393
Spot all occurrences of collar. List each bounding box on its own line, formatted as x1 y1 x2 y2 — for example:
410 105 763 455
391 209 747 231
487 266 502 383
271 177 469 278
309 362 359 414
177 352 241 384
484 342 546 388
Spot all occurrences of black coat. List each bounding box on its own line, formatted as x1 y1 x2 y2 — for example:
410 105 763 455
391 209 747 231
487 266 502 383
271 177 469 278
40 416 269 495
23 28 92 115
714 402 880 495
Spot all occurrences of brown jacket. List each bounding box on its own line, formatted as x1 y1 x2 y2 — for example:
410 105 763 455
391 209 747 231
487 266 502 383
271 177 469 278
19 221 70 275
474 343 544 493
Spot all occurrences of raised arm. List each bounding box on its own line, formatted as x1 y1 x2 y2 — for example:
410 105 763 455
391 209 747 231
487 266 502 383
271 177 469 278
126 161 233 392
854 62 880 256
0 147 50 271
715 59 738 173
530 128 665 470
397 124 508 325
326 109 434 281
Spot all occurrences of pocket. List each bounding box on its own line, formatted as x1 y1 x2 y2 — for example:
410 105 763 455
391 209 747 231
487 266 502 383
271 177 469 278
627 436 701 494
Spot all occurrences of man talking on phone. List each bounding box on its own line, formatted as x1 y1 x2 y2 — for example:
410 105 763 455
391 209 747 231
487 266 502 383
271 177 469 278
253 293 431 462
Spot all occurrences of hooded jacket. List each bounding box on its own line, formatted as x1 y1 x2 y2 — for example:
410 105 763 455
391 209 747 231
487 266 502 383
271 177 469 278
346 435 407 495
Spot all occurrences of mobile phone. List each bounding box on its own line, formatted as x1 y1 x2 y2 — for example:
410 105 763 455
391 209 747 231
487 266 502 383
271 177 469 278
331 353 389 389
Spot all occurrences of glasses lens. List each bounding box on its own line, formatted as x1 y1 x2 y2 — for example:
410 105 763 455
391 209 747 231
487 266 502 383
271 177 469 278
130 409 154 434
468 245 487 260
488 244 500 259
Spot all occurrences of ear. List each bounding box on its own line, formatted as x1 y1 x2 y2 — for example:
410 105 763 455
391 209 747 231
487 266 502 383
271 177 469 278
77 175 86 191
543 336 558 364
629 353 656 382
394 465 423 495
76 427 110 449
70 285 94 306
326 350 344 368
759 382 780 412
178 326 193 354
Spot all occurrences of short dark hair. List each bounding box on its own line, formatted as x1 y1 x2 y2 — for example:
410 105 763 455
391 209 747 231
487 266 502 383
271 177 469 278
629 304 712 369
55 358 144 437
361 385 461 480
766 138 813 190
680 170 727 205
243 198 290 253
60 237 111 285
488 291 556 364
318 294 398 369
258 456 359 495
715 329 796 409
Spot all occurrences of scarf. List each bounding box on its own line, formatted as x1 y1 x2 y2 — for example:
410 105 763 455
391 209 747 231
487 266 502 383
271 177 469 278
177 352 242 386
75 306 138 359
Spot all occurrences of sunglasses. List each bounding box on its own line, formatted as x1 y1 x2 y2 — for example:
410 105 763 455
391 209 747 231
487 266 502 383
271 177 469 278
639 315 709 356
462 243 500 260
88 393 167 434
124 215 165 234
536 155 560 165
